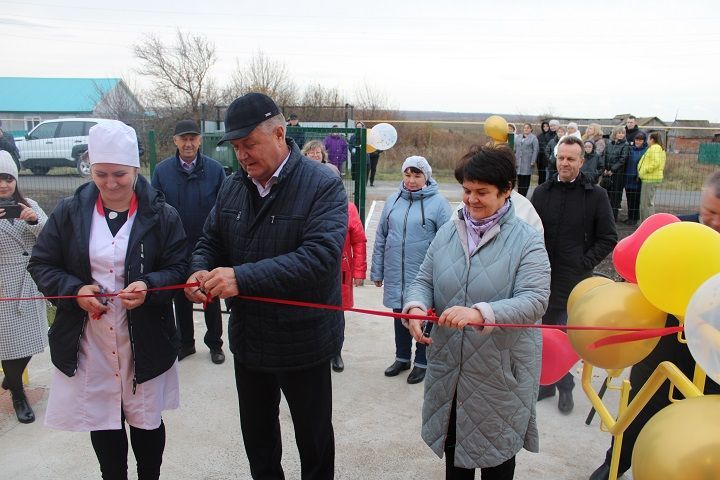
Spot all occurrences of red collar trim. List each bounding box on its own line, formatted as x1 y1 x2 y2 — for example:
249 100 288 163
95 192 138 217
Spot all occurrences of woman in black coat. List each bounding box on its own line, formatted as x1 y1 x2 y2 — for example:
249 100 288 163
536 121 554 184
600 126 630 221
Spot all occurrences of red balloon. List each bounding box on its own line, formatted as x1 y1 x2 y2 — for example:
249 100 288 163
540 329 580 386
612 213 680 283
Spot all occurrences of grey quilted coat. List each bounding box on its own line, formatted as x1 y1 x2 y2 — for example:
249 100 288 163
404 204 550 468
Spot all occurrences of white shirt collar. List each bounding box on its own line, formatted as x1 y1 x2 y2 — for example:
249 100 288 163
250 151 291 198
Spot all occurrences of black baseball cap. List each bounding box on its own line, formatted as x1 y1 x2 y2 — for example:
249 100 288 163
174 119 201 136
218 93 281 145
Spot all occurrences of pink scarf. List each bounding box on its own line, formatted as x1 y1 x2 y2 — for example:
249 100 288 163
463 200 510 252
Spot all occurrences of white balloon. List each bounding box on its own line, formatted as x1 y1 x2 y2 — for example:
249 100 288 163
685 272 720 385
368 123 397 150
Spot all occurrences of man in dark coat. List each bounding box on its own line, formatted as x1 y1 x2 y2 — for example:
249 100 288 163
286 113 306 149
531 136 618 414
152 119 227 364
186 93 347 480
624 115 641 144
588 170 720 480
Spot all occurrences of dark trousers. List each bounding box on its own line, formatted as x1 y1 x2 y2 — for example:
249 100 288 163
606 173 626 220
174 290 223 350
601 316 720 475
367 156 380 186
536 153 548 185
393 310 427 367
541 305 574 392
1 356 31 393
234 358 335 480
516 175 531 197
445 396 516 480
90 420 166 480
625 185 641 222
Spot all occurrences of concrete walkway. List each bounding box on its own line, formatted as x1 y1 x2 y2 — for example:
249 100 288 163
0 281 628 479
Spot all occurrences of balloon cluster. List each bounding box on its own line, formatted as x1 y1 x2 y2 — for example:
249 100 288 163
564 213 720 480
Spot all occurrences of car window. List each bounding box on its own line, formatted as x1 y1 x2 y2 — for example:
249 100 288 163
57 121 85 138
83 122 98 136
28 122 59 140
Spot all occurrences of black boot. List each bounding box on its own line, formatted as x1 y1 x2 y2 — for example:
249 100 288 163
384 360 411 377
537 385 556 401
11 389 35 424
331 354 344 372
406 366 426 384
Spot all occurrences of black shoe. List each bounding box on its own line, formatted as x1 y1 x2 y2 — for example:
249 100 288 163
210 349 225 365
11 390 35 424
558 389 574 414
589 463 611 480
178 345 196 361
384 360 411 377
537 385 556 401
406 366 426 384
331 354 344 372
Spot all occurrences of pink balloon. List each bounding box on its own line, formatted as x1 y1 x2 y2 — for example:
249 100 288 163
540 329 580 386
612 213 680 283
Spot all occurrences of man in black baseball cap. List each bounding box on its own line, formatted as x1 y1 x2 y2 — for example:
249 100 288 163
286 113 305 149
186 92 347 478
218 92 281 145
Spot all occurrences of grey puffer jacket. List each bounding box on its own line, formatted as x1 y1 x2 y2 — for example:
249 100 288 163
404 205 550 469
371 180 452 309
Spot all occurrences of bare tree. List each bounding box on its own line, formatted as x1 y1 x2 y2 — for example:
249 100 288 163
91 78 144 123
133 29 217 121
353 82 391 119
226 51 297 106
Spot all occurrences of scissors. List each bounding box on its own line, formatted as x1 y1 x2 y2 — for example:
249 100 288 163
97 286 109 306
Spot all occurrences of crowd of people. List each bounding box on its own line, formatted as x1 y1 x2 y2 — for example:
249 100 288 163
0 95 710 480
515 115 667 226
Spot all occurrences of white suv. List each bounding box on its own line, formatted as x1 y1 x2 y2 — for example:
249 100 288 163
16 118 113 176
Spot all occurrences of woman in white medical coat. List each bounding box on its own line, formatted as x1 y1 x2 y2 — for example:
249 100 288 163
29 121 188 480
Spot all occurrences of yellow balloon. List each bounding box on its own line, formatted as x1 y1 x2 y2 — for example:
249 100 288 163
636 222 720 316
483 115 509 143
632 395 720 480
568 282 667 369
567 276 614 312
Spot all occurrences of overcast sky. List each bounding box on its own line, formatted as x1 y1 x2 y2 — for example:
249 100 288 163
3 0 720 121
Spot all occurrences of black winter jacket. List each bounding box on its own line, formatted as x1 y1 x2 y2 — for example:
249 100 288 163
604 140 630 173
190 139 348 371
530 173 617 309
28 176 188 385
151 152 226 255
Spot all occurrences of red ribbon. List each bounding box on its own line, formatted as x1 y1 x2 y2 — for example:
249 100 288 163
1 282 681 347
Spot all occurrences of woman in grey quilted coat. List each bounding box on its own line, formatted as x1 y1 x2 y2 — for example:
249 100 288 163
0 151 48 424
404 146 550 479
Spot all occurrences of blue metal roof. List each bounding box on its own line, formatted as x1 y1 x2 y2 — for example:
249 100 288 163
0 77 120 113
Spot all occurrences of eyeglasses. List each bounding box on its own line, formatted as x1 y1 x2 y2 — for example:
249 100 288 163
634 138 645 142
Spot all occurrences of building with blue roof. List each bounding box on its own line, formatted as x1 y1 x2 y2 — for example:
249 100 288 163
0 77 143 135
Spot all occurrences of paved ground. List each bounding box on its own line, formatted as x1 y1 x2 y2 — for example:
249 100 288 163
0 293 632 479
